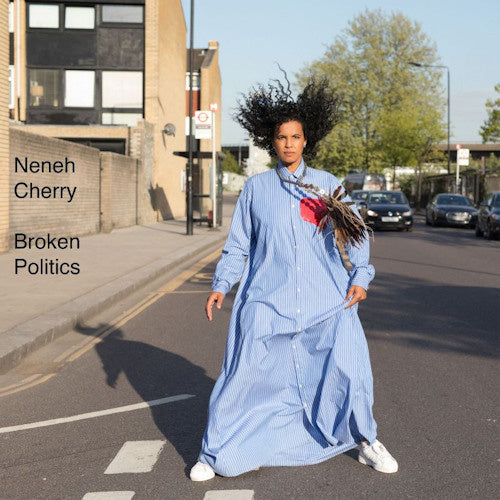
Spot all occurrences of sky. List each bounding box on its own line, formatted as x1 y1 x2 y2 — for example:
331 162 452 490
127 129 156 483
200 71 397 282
181 0 499 145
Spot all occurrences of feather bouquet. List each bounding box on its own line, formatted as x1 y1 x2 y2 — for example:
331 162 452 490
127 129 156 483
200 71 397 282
296 182 372 271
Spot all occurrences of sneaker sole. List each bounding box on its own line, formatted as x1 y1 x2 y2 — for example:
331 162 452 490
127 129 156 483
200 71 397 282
358 453 398 474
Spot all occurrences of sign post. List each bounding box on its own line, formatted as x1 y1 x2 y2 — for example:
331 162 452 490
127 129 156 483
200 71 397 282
210 102 218 228
456 147 469 194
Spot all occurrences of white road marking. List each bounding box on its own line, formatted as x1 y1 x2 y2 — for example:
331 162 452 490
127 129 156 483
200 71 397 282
204 491 255 500
0 394 194 434
82 492 135 500
104 440 166 474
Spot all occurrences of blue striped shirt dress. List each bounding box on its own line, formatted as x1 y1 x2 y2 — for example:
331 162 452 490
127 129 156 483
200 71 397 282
198 159 377 476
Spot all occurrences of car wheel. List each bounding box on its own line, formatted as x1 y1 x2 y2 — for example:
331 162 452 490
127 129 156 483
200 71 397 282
431 213 437 227
425 213 431 225
475 224 483 237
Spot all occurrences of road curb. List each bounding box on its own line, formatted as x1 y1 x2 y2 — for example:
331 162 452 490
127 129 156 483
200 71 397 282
0 236 226 374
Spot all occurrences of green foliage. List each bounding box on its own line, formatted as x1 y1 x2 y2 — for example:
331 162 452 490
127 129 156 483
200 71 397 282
298 9 446 175
480 84 500 143
222 150 243 175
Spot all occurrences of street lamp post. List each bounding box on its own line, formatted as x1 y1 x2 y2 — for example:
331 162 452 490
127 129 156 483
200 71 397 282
409 62 450 174
186 0 195 235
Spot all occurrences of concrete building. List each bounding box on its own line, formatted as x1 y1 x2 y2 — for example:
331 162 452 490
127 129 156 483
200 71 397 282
8 0 199 219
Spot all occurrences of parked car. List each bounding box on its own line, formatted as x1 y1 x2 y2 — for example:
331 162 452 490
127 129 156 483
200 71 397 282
425 194 478 228
343 172 386 194
350 189 370 208
359 190 413 231
475 191 500 240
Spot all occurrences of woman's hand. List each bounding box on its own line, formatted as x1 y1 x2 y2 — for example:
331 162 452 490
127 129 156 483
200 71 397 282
206 292 225 321
344 285 367 309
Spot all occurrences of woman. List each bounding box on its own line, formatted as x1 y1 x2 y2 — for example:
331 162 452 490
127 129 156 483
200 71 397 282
190 78 398 481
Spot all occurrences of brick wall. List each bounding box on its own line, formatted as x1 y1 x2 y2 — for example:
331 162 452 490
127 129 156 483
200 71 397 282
130 120 156 225
6 128 154 250
100 152 139 231
0 0 9 252
9 129 101 242
145 0 187 220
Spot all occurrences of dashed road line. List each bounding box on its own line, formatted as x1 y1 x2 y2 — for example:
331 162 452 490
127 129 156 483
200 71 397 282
104 440 166 474
204 491 255 500
0 394 194 434
82 492 135 500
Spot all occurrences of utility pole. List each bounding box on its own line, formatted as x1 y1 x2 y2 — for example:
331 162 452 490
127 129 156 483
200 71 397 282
186 0 194 235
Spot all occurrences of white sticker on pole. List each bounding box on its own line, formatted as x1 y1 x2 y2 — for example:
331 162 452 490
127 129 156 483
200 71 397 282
457 148 469 166
210 102 218 111
195 110 212 139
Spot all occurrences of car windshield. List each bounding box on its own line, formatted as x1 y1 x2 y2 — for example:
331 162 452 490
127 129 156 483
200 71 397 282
351 191 368 201
436 195 472 206
368 192 407 205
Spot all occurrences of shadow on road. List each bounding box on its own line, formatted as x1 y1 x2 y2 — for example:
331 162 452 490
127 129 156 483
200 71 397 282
75 323 215 476
361 272 499 358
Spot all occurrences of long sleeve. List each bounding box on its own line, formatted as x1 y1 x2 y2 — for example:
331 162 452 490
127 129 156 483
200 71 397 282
343 195 375 290
327 178 375 291
211 179 253 295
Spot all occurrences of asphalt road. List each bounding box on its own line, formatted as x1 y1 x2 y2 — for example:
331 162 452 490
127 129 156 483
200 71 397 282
0 218 498 499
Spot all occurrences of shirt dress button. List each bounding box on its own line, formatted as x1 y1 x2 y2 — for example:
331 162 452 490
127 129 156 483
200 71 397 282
303 402 308 408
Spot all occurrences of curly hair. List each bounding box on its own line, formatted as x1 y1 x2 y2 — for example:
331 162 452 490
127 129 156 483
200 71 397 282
234 73 342 160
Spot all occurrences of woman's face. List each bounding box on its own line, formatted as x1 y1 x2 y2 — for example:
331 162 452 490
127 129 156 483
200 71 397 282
273 120 307 168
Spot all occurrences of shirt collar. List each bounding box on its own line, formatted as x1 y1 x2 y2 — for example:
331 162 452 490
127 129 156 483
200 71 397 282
277 158 306 180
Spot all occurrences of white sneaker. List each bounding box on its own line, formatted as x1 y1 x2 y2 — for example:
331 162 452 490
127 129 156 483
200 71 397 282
358 439 398 473
190 461 215 481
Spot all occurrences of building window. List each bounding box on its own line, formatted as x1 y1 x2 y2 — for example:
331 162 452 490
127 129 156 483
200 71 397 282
28 4 59 29
102 71 142 108
101 5 143 23
9 66 15 109
8 2 14 33
64 70 95 107
29 69 59 107
102 112 142 127
65 6 95 29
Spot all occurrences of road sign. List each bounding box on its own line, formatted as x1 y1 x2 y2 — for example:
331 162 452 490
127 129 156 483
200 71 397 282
210 102 218 111
457 148 469 166
194 110 212 139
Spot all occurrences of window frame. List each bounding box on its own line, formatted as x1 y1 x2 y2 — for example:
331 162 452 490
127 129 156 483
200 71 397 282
27 3 61 30
64 69 96 109
99 4 144 26
28 67 61 108
64 5 96 30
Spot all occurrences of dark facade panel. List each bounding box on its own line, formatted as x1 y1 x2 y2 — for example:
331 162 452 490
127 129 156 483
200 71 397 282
9 33 14 65
27 32 96 67
27 108 98 125
97 28 143 68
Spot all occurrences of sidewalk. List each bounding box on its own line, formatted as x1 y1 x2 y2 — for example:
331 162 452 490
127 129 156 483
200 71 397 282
0 195 237 373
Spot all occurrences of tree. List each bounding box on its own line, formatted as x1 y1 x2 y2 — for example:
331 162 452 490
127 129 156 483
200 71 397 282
221 150 244 175
298 9 446 176
480 84 500 143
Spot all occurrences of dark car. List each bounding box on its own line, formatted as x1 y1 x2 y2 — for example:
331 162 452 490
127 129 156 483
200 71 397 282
475 191 500 240
425 194 478 228
359 191 413 231
350 190 370 208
